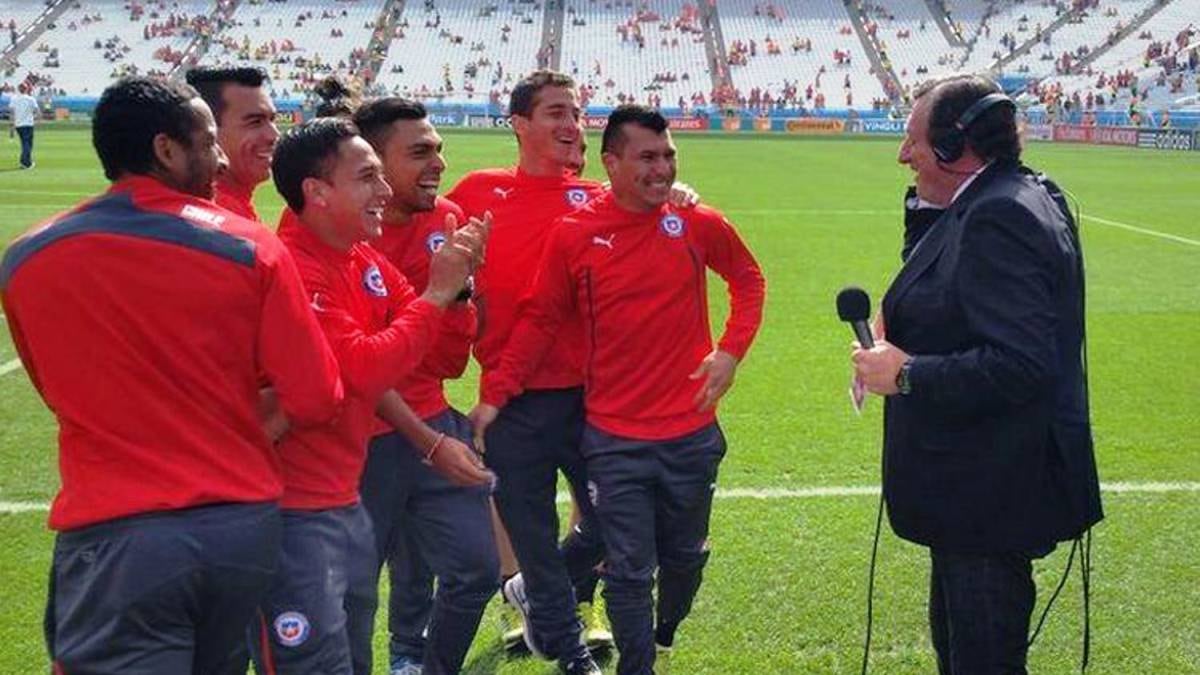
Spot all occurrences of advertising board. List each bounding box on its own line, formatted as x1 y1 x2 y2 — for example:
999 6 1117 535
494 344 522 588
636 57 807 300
859 118 907 134
1022 123 1054 142
581 116 706 131
668 117 707 131
784 118 845 135
1051 124 1137 146
428 112 464 127
1136 128 1195 151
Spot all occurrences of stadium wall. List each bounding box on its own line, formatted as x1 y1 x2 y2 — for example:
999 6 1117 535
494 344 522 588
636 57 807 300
4 96 1197 152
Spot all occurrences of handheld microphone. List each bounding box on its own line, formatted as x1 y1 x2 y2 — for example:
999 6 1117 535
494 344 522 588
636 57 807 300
837 286 874 349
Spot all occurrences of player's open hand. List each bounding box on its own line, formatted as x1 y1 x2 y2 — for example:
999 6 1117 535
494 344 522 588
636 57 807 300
429 435 494 487
452 210 491 269
468 403 500 454
690 349 738 410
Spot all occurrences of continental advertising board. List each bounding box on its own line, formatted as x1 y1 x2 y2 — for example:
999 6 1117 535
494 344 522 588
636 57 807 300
784 118 845 135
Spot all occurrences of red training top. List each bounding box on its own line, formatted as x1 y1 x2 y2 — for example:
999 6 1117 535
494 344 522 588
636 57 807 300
276 209 443 510
370 196 475 421
482 193 766 441
214 176 260 222
0 176 344 531
446 167 605 396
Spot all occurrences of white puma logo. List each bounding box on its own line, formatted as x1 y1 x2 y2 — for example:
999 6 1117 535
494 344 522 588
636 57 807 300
493 187 514 199
592 234 615 250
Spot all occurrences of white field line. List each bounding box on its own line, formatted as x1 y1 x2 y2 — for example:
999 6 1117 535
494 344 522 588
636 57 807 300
724 208 1200 247
2 482 1197 514
1 310 18 374
1081 214 1200 247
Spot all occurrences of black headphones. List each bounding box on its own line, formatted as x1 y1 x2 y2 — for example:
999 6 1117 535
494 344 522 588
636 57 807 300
931 92 1017 163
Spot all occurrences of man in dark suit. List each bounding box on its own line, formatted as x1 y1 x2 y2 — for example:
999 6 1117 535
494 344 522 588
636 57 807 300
852 75 1103 674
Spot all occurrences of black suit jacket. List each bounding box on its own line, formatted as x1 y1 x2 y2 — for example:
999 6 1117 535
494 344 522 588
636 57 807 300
881 161 1103 553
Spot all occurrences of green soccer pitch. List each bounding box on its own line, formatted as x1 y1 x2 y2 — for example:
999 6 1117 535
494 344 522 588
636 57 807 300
0 128 1197 673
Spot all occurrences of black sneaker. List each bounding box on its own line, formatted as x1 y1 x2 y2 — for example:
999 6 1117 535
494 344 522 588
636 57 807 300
561 653 602 675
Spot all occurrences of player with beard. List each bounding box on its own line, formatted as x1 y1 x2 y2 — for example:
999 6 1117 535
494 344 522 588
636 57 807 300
350 97 500 675
1 77 344 675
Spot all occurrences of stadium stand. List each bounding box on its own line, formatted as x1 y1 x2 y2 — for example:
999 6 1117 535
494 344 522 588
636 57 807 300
1025 0 1198 116
0 1 60 92
6 0 213 96
860 0 963 92
960 0 1070 72
559 0 714 110
0 1 56 42
374 0 544 104
944 0 992 44
0 0 1196 124
1004 0 1161 77
200 0 385 99
721 0 886 110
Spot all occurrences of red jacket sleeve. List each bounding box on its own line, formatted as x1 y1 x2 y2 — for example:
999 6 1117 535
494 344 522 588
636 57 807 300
424 302 476 379
257 245 344 425
300 254 443 401
480 223 577 407
700 209 766 361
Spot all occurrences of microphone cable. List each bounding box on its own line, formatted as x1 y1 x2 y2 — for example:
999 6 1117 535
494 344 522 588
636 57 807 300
1023 174 1096 673
859 487 885 675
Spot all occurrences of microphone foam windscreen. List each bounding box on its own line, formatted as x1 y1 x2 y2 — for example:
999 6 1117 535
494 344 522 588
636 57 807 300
836 287 871 322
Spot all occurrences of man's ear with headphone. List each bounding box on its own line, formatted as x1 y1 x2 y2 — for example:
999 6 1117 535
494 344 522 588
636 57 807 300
931 92 1017 164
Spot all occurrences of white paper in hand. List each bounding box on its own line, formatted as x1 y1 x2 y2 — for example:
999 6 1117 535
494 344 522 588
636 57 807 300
849 374 868 415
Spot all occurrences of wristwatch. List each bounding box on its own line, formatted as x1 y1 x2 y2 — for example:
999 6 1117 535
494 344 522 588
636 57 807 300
895 358 914 395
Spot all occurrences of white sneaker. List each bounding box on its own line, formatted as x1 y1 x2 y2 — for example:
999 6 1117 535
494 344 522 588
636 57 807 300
502 573 548 658
390 654 423 675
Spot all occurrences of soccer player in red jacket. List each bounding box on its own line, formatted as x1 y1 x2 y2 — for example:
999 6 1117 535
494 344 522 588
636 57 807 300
349 97 500 675
186 65 290 673
479 105 766 675
447 70 610 675
186 66 280 222
0 77 344 674
249 118 490 675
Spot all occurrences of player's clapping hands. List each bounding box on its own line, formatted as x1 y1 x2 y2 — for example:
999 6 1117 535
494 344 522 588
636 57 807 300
425 211 491 306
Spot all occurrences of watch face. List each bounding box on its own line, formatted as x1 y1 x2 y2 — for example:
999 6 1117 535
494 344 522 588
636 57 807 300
896 362 913 395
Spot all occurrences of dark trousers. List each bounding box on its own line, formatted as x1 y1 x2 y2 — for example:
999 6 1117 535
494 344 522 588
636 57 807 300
584 423 726 675
928 549 1042 675
16 125 32 167
483 387 606 664
45 502 281 675
250 504 377 675
386 524 435 664
358 408 499 675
